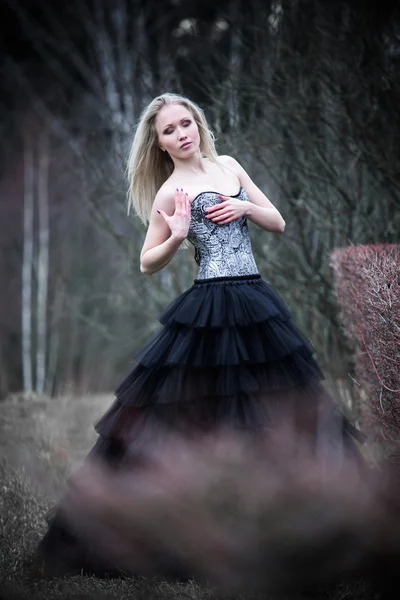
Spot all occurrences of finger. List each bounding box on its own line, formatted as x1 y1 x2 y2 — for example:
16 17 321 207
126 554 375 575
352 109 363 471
181 190 190 217
206 201 228 214
205 210 225 219
206 208 228 219
185 192 191 214
214 214 235 225
217 217 234 225
157 209 169 222
175 188 183 206
211 212 234 223
175 188 184 214
179 188 187 214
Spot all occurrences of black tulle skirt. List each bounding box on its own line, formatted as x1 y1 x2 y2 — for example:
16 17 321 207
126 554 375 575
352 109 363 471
37 274 364 577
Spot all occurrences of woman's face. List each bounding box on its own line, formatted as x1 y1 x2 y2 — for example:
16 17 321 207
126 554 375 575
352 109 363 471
155 103 200 159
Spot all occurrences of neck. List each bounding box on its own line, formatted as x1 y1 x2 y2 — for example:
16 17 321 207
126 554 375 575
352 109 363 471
171 151 209 175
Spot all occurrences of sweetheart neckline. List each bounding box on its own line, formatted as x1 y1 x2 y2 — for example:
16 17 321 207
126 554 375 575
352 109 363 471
190 187 243 205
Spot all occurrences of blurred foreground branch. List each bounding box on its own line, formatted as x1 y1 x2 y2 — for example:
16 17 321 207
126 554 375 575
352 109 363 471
55 427 400 597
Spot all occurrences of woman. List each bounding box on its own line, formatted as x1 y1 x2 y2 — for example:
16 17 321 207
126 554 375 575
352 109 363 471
38 92 364 577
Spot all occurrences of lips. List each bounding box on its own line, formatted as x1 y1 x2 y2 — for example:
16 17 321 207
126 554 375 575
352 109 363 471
180 142 192 149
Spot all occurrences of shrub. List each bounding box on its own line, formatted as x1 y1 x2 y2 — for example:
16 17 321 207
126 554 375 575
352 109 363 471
330 244 400 458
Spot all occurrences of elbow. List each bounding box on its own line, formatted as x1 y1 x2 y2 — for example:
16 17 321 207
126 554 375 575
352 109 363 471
140 262 152 275
275 217 285 234
140 251 153 275
270 209 285 233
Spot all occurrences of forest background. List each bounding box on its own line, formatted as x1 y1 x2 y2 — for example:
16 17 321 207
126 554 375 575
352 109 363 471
1 2 400 599
1 0 399 412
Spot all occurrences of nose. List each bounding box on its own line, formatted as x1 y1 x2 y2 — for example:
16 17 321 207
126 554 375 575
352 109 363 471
177 128 187 140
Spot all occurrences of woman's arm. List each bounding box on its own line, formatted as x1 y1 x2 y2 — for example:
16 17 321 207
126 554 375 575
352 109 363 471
206 156 285 233
140 188 191 275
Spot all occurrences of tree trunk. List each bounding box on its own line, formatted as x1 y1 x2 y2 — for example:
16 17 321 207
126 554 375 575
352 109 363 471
22 130 34 393
36 128 50 394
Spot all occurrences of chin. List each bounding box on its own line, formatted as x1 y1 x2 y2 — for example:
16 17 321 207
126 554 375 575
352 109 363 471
183 144 199 156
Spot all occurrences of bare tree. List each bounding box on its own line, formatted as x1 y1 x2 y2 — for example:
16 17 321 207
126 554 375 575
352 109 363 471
3 0 399 400
22 129 34 393
36 128 50 394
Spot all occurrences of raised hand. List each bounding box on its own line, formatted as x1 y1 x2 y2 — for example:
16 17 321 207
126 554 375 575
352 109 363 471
157 188 191 241
205 195 249 225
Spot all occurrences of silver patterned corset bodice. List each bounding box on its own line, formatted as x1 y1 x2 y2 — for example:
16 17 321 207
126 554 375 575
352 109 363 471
187 187 259 280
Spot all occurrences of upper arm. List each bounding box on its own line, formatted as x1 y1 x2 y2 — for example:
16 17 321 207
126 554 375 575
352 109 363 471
140 189 174 260
220 155 278 211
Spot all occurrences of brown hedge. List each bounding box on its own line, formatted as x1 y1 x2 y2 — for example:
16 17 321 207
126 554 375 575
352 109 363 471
330 244 400 456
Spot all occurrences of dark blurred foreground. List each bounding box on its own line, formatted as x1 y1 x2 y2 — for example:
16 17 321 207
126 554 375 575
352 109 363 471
49 426 400 599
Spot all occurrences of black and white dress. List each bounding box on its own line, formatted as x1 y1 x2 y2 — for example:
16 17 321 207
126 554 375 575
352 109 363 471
38 187 364 576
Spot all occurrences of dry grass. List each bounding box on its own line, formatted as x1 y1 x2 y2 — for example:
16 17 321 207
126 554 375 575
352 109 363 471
0 392 377 600
0 392 222 600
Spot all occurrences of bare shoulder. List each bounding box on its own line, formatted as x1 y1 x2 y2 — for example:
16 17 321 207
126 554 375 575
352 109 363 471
219 153 248 173
218 155 242 173
152 181 176 213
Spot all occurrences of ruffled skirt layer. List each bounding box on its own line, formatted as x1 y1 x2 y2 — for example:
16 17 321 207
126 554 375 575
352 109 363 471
92 275 362 461
37 275 364 577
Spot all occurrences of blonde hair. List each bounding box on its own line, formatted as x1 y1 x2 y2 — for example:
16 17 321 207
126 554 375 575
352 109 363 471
127 93 220 224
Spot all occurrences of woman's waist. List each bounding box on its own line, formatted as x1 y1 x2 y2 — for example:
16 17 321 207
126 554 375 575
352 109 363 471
194 273 261 284
195 257 259 281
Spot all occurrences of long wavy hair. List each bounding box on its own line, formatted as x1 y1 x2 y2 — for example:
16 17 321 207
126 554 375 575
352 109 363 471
127 93 220 224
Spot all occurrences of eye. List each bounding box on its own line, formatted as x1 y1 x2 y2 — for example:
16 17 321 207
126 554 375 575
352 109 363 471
163 127 173 135
183 120 191 127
